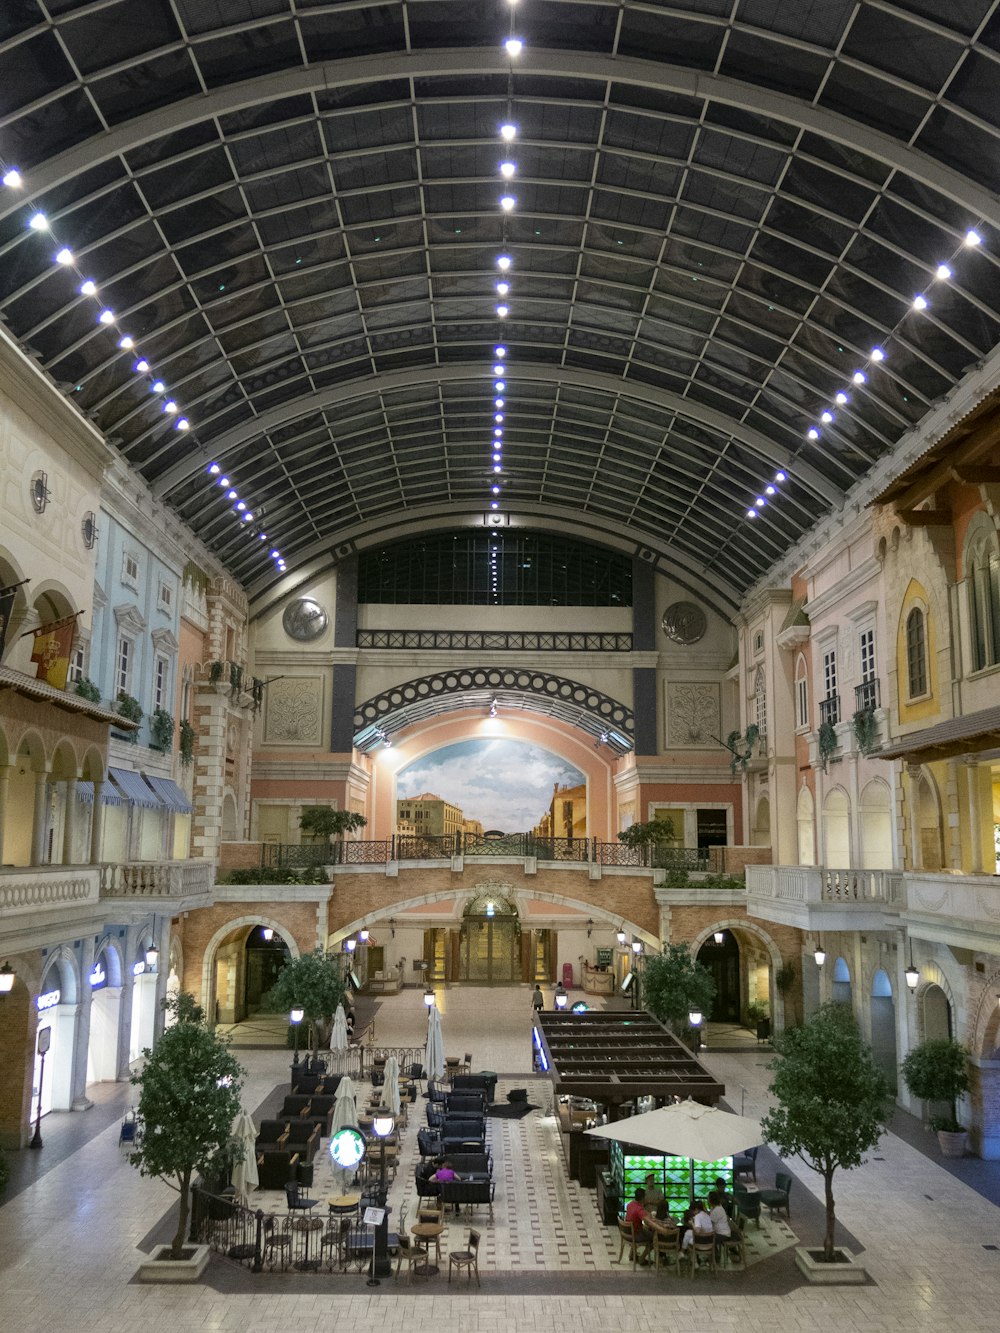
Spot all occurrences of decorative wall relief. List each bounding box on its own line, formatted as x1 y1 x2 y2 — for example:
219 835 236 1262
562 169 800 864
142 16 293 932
665 681 720 748
264 675 324 745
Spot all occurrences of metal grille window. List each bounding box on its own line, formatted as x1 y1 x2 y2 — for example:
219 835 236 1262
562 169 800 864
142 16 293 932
906 609 928 697
116 637 132 695
358 533 633 606
859 629 876 682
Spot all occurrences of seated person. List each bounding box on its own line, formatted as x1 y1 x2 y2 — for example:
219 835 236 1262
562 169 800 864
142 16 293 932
682 1199 715 1250
707 1189 739 1251
624 1188 653 1264
643 1172 665 1209
713 1177 734 1217
432 1158 461 1183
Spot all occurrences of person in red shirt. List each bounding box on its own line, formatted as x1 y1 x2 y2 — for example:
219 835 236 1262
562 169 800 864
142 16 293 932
624 1188 653 1264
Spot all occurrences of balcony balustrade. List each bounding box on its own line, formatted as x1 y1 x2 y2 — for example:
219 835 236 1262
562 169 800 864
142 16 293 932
99 859 213 898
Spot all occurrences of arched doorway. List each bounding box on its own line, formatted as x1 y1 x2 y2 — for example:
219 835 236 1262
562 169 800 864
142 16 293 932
244 926 292 1013
696 930 740 1022
832 956 853 1008
87 944 123 1083
458 892 521 983
823 788 851 866
922 982 952 1040
859 780 893 869
752 796 770 847
870 968 897 1092
917 774 944 871
129 936 159 1063
796 785 815 865
36 953 77 1116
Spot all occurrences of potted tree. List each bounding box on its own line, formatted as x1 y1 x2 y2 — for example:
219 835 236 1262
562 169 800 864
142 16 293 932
762 1002 893 1282
640 942 716 1038
129 992 244 1281
616 816 676 867
746 998 770 1041
900 1037 970 1157
298 807 367 863
269 949 347 1068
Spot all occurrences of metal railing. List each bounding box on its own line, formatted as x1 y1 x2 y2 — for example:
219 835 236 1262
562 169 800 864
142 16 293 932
854 677 881 711
263 840 393 868
819 695 841 726
258 837 712 871
357 628 633 652
393 834 456 860
596 843 709 871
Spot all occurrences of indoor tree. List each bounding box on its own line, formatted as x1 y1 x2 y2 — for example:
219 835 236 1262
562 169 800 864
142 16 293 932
640 942 715 1034
268 948 347 1064
298 807 368 843
129 992 244 1261
761 1002 893 1263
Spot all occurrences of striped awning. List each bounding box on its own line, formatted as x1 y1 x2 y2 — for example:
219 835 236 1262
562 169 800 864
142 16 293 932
143 776 192 813
76 781 124 806
108 767 163 809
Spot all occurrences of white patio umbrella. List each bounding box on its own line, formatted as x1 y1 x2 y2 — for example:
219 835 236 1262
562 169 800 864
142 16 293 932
330 1003 349 1061
230 1110 259 1202
585 1098 762 1199
424 1004 445 1082
383 1054 401 1116
331 1074 360 1191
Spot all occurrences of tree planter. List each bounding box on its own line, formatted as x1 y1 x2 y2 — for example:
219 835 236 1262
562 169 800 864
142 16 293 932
795 1246 867 1284
137 1244 211 1283
936 1128 968 1158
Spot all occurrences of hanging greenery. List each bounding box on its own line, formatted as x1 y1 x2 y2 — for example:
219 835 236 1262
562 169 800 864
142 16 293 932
208 659 225 684
150 707 174 752
725 723 760 775
179 719 195 765
229 660 243 696
852 707 878 754
74 677 101 703
116 691 142 740
817 719 839 770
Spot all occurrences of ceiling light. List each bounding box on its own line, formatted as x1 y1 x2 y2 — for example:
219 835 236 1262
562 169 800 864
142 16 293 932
496 304 508 317
495 397 504 407
491 501 499 509
163 400 178 413
236 500 246 511
80 280 97 296
500 124 517 141
935 263 952 280
912 294 928 310
853 370 866 384
152 380 166 393
493 364 504 376
55 247 73 265
494 428 503 437
870 347 885 361
118 335 134 349
242 509 252 519
807 428 819 440
765 485 775 495
493 452 502 461
270 549 280 559
499 162 516 179
746 509 756 518
820 410 833 423
495 380 505 391
495 346 506 357
208 463 220 474
835 391 848 404
755 497 765 507
497 255 512 270
28 212 48 230
134 359 150 373
496 281 509 295
98 309 115 324
2 169 23 188
965 229 982 247
504 37 523 56
227 489 238 500
775 470 786 482
500 195 516 212
492 485 500 494
218 476 230 487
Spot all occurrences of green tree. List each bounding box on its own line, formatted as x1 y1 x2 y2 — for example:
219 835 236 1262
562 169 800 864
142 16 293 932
129 993 244 1260
617 817 676 849
268 949 347 1062
899 1037 970 1132
298 808 368 846
761 1002 893 1262
640 942 716 1033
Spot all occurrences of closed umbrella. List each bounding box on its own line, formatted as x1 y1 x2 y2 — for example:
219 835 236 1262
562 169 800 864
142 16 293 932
331 1075 360 1191
383 1054 401 1116
230 1110 259 1202
424 1004 445 1082
330 1003 349 1068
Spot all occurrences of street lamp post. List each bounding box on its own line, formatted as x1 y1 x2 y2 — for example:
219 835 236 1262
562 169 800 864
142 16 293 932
630 940 643 1011
368 1112 395 1284
688 1008 704 1052
290 1005 304 1071
29 1026 51 1149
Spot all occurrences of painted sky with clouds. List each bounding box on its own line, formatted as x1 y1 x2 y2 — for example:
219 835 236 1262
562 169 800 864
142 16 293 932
396 738 585 830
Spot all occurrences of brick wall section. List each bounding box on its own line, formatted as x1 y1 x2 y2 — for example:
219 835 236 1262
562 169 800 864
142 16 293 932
708 845 773 874
218 841 264 869
177 899 322 1001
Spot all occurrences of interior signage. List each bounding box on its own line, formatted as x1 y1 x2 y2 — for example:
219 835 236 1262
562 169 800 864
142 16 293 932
36 989 60 1011
89 963 107 988
132 961 145 976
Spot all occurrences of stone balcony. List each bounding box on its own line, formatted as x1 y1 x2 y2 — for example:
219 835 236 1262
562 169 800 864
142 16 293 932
0 864 101 918
903 871 1000 951
99 858 214 902
745 863 903 932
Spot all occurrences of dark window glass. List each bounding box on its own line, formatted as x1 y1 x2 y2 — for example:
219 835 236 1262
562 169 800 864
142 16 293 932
358 532 633 606
906 608 927 697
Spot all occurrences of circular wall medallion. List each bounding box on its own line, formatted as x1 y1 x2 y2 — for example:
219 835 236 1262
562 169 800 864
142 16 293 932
282 597 329 642
661 601 707 645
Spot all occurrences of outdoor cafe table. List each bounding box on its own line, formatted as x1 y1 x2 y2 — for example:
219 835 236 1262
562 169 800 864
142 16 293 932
291 1215 323 1271
410 1221 445 1276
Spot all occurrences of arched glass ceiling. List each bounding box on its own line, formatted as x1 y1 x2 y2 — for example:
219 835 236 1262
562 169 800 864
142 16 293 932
3 1 1000 601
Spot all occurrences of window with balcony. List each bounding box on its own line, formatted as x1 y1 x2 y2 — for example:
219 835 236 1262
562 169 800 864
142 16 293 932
821 649 840 724
906 608 928 698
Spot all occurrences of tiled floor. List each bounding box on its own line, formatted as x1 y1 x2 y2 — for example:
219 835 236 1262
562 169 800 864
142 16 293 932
3 983 1000 1331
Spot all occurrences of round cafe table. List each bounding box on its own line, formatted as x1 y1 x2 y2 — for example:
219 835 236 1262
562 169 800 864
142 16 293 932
291 1215 323 1271
410 1221 445 1276
327 1192 362 1216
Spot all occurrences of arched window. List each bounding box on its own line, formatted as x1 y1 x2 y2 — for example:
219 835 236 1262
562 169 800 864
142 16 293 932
796 785 816 866
906 608 927 698
966 528 1000 671
794 654 809 729
753 667 767 743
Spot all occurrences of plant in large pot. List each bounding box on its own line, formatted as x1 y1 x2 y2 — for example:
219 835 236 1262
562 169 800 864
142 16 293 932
762 1002 893 1278
900 1037 970 1157
129 992 244 1278
298 807 367 862
616 816 676 867
268 948 347 1066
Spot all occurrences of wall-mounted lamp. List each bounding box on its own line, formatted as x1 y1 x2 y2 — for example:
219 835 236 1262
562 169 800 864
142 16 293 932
488 697 498 718
30 470 50 514
345 937 357 952
631 940 643 955
144 945 159 969
616 927 627 945
359 928 369 943
388 918 396 938
423 987 435 1007
813 936 826 966
261 926 274 942
0 962 14 994
904 938 919 990
587 919 594 937
713 930 725 945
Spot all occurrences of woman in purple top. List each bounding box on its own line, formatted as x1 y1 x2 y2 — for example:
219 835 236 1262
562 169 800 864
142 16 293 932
432 1159 460 1182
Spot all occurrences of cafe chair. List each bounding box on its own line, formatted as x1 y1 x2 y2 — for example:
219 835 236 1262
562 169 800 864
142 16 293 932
650 1225 681 1273
118 1110 141 1155
261 1214 292 1270
284 1180 319 1211
448 1228 481 1285
460 1052 472 1075
733 1186 761 1230
616 1217 642 1268
733 1145 758 1182
689 1231 717 1277
720 1231 747 1270
759 1171 793 1219
395 1233 429 1280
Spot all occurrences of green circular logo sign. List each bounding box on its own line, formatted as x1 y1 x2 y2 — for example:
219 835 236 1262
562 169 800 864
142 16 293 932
329 1126 366 1169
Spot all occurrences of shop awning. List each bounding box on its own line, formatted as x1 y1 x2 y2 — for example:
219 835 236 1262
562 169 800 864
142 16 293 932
875 704 1000 762
143 775 192 813
76 781 124 806
108 767 163 808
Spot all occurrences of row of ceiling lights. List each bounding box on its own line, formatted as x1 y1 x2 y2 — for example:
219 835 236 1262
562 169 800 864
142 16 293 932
1 166 285 575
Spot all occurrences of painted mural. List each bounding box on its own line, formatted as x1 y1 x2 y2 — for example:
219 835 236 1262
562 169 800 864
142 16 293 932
395 738 587 834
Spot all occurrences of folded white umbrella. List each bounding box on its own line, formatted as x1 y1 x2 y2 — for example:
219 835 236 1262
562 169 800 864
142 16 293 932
424 1005 445 1082
230 1109 259 1201
331 1075 360 1192
330 1003 349 1053
383 1054 401 1116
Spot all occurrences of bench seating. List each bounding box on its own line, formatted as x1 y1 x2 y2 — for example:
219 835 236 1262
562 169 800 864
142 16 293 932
439 1178 495 1219
447 1152 492 1179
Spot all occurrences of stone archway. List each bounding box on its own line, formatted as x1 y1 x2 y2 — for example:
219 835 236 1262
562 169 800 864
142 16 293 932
199 915 301 1024
690 917 788 1030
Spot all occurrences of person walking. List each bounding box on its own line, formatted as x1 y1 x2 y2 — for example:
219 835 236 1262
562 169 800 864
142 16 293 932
531 985 545 1013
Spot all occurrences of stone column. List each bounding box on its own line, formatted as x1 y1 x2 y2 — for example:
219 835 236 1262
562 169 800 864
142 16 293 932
30 771 49 866
0 764 9 862
89 781 104 864
62 778 78 864
70 935 95 1110
965 758 984 874
904 763 922 871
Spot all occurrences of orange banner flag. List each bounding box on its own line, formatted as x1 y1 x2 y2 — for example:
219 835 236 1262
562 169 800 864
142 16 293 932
30 614 79 690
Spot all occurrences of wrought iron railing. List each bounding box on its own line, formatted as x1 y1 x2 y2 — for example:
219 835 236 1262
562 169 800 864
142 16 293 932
854 677 880 711
462 831 527 856
357 628 633 652
258 838 712 871
263 841 394 868
525 836 591 862
595 843 708 871
819 695 841 726
393 834 455 860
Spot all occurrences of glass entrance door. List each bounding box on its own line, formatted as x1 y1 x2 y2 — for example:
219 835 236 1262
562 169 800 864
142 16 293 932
460 916 521 983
